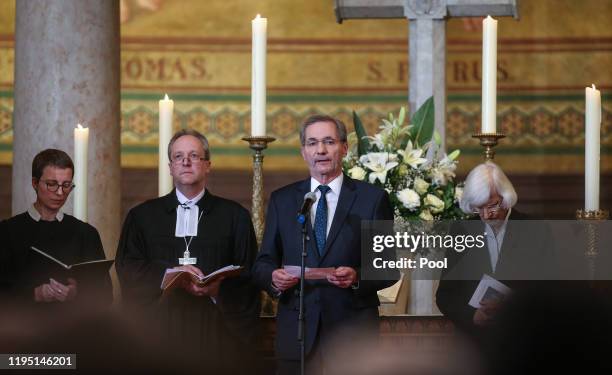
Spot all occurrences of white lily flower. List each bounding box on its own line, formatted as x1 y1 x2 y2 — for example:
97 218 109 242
397 141 427 169
359 152 398 184
365 134 385 150
430 154 457 185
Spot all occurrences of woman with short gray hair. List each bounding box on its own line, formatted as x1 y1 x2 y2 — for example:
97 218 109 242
459 161 517 214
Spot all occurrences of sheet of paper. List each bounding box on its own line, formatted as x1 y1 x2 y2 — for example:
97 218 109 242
283 265 336 280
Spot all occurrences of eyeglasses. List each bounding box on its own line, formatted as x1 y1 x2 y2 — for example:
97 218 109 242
41 180 75 193
171 153 207 165
473 201 504 215
304 138 339 148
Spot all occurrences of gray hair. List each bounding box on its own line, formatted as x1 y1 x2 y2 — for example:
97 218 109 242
460 161 517 213
167 129 210 161
299 114 347 146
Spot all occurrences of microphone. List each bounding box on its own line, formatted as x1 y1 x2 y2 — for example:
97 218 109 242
297 192 317 224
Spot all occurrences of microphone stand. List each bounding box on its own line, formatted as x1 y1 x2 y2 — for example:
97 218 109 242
297 214 309 375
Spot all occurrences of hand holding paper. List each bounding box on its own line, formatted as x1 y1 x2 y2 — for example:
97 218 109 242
327 267 357 289
272 268 299 291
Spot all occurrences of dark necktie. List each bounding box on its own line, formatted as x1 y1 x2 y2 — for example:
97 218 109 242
314 185 331 256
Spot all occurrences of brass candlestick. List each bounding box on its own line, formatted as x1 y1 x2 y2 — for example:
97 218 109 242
472 133 506 160
576 209 609 280
243 135 276 317
242 136 276 245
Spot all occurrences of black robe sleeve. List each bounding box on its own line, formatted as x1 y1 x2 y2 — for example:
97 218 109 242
0 219 12 302
252 190 283 297
217 205 261 345
78 223 113 307
115 209 173 306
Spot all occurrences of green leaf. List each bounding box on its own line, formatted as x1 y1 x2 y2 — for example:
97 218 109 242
353 111 370 157
409 96 435 147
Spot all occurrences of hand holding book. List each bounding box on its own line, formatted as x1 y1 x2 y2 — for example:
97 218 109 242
34 278 78 303
160 264 244 298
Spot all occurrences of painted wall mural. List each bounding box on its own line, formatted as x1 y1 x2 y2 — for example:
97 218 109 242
0 0 610 174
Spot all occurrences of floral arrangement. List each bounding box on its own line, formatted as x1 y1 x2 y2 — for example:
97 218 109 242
343 97 466 222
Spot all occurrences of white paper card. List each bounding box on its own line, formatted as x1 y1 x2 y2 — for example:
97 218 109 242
468 274 512 308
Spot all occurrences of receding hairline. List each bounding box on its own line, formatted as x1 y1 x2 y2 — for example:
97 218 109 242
169 134 204 149
167 129 210 161
300 117 348 145
304 120 339 135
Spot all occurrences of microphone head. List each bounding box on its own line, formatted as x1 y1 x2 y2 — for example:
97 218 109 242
304 191 317 201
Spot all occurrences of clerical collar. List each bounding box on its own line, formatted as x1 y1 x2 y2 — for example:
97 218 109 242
175 188 205 237
27 204 64 222
310 173 343 196
175 188 206 207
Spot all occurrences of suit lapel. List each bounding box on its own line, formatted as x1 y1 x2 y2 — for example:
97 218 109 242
496 221 519 277
296 179 320 263
320 176 357 263
479 221 494 275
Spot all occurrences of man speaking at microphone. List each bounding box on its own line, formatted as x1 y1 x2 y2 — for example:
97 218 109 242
253 115 395 375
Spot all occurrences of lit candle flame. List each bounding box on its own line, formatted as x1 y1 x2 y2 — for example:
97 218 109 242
164 93 169 100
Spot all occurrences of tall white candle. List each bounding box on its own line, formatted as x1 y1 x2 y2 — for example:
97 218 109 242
159 93 174 196
481 15 498 134
251 14 267 137
74 124 89 221
585 84 601 211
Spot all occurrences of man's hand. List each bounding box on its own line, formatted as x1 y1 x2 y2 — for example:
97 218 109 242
327 267 357 288
34 278 78 303
173 265 204 279
186 276 225 298
271 269 299 292
173 265 225 298
473 299 501 326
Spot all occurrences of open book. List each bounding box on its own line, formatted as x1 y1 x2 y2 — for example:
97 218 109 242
29 246 114 281
160 265 243 292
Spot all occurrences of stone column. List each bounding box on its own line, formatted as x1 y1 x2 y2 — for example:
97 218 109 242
405 2 448 315
406 3 447 153
12 1 121 262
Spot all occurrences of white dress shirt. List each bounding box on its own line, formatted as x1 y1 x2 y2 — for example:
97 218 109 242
309 174 343 237
28 204 64 222
484 208 512 273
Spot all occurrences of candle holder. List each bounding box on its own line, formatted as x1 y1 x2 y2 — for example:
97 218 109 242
242 135 276 317
242 136 276 244
472 133 506 160
575 209 609 280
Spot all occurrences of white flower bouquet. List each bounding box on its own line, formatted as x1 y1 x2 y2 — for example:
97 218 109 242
343 97 466 221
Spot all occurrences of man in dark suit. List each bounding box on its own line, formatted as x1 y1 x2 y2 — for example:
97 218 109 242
252 115 395 375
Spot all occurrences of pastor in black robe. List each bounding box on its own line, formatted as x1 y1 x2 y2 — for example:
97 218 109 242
0 208 112 311
115 189 260 372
